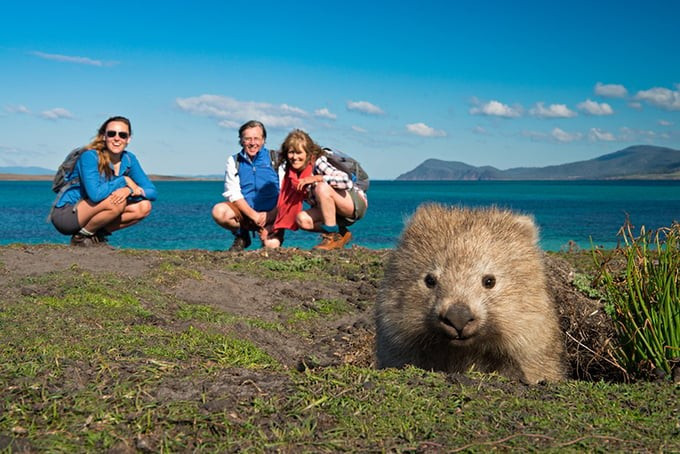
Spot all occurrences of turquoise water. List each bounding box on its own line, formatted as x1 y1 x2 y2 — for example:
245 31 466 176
3 180 679 251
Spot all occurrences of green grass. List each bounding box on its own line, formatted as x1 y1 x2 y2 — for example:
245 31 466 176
225 248 385 283
280 366 678 451
151 260 203 285
290 298 351 322
594 221 680 379
226 254 329 280
1 246 678 452
572 272 604 299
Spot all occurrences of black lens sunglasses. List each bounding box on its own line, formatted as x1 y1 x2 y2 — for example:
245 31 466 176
105 130 130 139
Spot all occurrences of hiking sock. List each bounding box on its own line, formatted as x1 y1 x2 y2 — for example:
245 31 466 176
322 224 339 234
78 227 95 237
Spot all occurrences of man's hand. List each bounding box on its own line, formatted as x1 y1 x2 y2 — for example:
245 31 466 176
252 211 267 227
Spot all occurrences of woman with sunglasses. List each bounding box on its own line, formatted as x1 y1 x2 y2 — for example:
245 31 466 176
50 116 157 246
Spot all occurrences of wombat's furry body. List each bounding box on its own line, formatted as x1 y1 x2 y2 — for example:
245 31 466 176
375 204 565 383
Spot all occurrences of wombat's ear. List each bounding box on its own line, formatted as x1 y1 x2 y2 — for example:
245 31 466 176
513 214 539 245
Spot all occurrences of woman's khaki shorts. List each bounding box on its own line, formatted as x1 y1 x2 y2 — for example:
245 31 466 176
337 188 367 227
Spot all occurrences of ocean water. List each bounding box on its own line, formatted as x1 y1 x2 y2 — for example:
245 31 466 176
2 180 680 251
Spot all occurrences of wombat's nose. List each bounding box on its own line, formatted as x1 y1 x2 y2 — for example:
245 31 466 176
441 305 475 335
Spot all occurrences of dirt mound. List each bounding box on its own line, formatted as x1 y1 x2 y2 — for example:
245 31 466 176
545 254 622 381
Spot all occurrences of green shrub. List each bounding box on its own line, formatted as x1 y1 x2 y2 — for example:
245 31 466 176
594 221 680 379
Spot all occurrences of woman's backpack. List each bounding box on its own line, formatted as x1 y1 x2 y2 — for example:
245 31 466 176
323 147 370 192
46 147 86 222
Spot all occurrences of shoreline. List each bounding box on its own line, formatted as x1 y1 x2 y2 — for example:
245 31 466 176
4 174 680 182
0 174 221 182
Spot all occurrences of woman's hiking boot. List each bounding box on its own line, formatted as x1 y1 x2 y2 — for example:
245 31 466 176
229 231 252 252
313 230 352 251
70 233 99 247
95 230 111 244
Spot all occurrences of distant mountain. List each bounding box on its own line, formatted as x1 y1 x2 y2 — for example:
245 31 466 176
396 145 680 180
0 166 54 175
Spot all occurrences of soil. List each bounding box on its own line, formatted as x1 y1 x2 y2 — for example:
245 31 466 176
0 244 621 382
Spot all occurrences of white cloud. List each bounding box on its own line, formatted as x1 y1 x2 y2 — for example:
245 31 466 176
351 125 367 133
405 122 447 137
618 127 660 142
280 104 307 115
30 51 117 67
522 130 548 141
551 127 582 143
217 120 242 129
314 108 337 120
588 128 616 142
659 119 673 126
577 99 614 116
40 108 74 120
529 102 577 118
618 127 635 141
176 94 308 128
0 145 21 155
0 145 22 166
469 100 521 118
472 125 489 135
594 82 628 98
5 105 31 114
523 129 583 143
634 85 680 111
346 100 384 115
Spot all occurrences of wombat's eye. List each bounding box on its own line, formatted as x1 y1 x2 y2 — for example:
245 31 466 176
482 275 496 289
424 274 437 288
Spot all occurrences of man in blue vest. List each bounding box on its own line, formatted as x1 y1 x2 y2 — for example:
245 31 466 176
212 120 283 251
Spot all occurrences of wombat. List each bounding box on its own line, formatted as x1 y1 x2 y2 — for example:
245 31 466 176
375 203 565 383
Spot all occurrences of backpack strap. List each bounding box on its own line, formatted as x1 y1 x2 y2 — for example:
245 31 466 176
234 149 278 174
269 148 278 168
234 152 241 174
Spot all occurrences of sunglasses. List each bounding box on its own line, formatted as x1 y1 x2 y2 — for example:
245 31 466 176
105 130 130 139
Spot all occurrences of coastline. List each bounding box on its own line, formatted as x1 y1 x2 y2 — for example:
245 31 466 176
0 174 221 182
5 173 680 182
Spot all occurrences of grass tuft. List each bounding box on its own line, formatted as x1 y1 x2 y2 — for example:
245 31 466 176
593 220 680 379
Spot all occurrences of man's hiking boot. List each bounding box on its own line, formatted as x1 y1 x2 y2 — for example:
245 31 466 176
313 230 352 251
70 233 99 247
229 232 252 252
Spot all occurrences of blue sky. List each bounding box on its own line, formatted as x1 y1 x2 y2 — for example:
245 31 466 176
1 1 679 179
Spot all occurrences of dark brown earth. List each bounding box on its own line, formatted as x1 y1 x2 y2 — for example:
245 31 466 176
0 244 620 382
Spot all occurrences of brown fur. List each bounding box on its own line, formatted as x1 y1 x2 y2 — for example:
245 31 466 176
375 204 565 383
